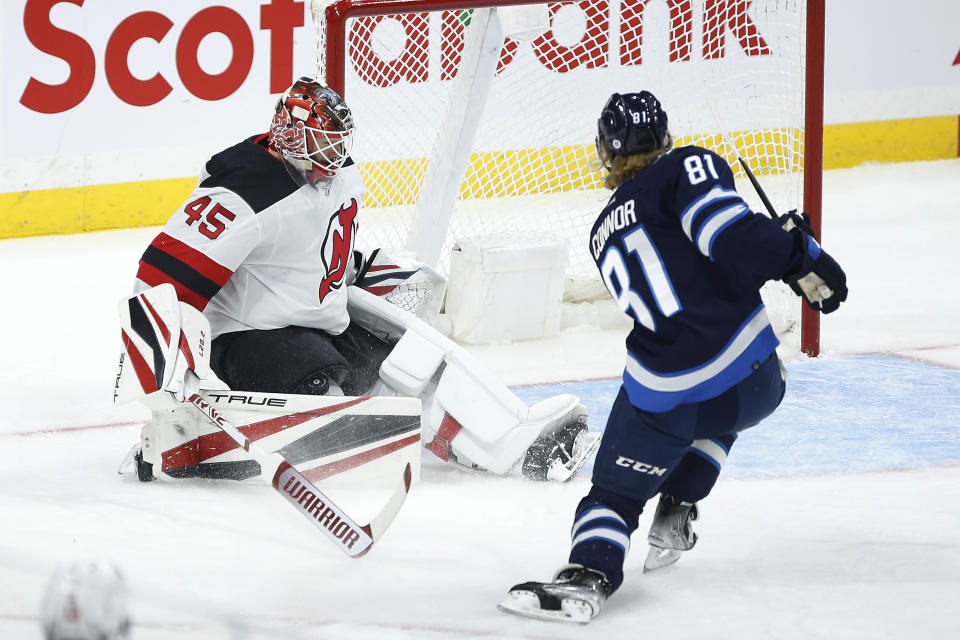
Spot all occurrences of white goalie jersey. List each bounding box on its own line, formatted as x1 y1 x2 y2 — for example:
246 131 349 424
134 134 365 338
126 136 598 487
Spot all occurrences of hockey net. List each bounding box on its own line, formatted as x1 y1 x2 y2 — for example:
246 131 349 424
311 0 823 355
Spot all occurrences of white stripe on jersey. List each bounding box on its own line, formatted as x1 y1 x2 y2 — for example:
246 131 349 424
624 306 772 393
695 203 749 258
680 185 740 240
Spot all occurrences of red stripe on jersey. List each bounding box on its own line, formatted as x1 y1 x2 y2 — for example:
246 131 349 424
151 233 233 286
136 262 210 311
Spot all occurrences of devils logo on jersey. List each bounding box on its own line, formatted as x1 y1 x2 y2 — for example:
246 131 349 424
318 198 359 302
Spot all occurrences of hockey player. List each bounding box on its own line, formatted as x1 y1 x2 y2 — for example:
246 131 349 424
121 77 596 484
498 91 847 622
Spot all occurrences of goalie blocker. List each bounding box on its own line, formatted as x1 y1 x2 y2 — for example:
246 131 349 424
116 284 421 485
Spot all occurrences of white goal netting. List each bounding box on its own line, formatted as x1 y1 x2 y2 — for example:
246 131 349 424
311 0 810 343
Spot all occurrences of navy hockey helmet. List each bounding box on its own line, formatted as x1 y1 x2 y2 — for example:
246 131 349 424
596 91 669 169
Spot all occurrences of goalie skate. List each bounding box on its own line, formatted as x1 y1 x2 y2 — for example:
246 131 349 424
521 415 600 482
643 494 699 572
497 565 611 624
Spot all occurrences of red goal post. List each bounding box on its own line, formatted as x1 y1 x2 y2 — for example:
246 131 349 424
312 0 825 356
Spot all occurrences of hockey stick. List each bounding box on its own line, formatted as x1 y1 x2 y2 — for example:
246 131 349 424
118 286 413 557
184 374 412 559
735 157 778 218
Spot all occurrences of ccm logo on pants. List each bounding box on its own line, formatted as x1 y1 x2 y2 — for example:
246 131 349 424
615 456 668 476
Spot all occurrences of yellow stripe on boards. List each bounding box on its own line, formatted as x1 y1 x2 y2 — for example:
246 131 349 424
822 115 958 170
357 130 801 206
458 145 604 197
0 116 957 240
0 178 195 239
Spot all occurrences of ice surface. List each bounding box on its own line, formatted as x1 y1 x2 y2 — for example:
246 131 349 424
1 159 958 638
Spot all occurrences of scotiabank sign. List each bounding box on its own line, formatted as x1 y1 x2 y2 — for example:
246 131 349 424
349 0 771 86
17 0 772 114
19 0 306 114
5 0 958 186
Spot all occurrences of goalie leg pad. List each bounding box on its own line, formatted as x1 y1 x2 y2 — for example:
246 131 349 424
350 286 596 479
378 329 445 398
136 390 423 484
360 294 586 475
428 356 587 475
139 405 208 481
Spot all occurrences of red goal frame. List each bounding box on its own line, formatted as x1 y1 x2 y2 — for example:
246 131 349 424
319 0 826 357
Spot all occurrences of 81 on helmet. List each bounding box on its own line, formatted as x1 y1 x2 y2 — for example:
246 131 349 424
595 90 670 170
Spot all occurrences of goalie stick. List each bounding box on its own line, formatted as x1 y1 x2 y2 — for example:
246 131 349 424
184 372 412 559
117 284 413 558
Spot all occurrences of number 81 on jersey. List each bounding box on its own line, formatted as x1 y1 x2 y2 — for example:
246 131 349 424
599 223 682 333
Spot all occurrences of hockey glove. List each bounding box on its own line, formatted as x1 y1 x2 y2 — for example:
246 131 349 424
777 209 814 236
780 217 847 314
351 248 381 286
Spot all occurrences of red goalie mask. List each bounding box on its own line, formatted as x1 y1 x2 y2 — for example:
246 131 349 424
268 77 354 188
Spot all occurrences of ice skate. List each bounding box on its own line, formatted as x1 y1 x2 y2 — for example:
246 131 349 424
643 494 699 572
521 415 600 482
116 442 156 483
498 564 612 624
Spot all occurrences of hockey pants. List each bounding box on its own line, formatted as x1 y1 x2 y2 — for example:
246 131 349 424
569 352 786 589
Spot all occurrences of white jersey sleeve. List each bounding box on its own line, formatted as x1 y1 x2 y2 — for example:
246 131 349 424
135 184 261 310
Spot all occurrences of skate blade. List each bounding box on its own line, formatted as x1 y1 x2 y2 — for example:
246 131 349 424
643 546 683 573
117 442 139 475
497 590 594 624
546 431 602 482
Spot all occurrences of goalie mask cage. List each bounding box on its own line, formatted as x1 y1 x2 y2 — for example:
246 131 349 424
311 0 825 356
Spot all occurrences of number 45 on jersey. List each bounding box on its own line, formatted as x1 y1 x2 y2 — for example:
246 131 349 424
183 196 236 240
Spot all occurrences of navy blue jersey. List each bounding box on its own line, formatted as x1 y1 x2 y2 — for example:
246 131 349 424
590 145 798 412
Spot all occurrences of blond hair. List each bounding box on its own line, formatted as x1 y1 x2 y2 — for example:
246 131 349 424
599 135 673 190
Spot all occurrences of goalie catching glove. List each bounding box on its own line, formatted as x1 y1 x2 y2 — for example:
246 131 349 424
778 210 848 314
